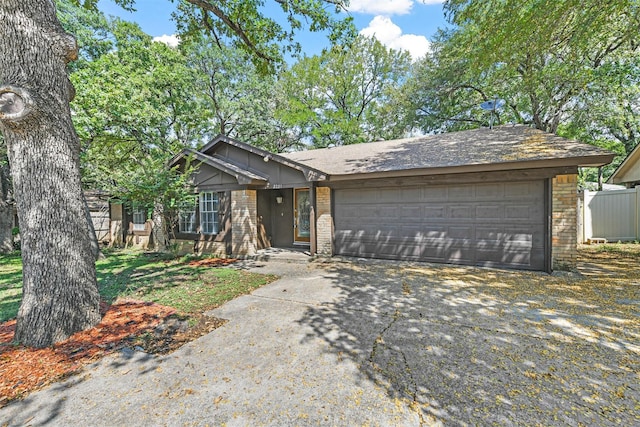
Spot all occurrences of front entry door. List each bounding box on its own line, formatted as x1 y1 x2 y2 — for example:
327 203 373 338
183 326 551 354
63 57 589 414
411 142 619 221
294 188 311 243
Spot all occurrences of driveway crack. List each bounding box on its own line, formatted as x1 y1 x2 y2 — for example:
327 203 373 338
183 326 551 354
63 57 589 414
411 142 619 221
369 308 430 425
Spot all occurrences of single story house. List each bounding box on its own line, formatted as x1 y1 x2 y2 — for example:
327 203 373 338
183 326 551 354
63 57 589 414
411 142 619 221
607 141 640 188
157 125 613 272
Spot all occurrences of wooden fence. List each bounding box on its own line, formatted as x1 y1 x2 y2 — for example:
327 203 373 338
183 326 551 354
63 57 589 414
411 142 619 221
85 191 111 244
579 187 640 243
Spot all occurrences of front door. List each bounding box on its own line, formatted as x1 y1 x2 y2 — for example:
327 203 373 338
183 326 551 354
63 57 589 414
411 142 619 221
294 188 311 243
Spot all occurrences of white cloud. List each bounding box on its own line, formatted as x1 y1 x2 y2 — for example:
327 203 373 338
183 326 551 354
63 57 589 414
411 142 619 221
153 34 180 48
347 0 413 15
360 16 431 59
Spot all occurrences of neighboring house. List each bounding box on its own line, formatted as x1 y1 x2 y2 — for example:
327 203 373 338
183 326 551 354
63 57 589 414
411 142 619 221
168 125 614 272
106 201 155 249
578 143 640 243
84 193 154 249
607 142 640 188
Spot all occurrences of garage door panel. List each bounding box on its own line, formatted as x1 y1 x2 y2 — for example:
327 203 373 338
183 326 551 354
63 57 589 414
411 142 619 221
334 180 547 270
446 246 475 264
505 229 545 247
477 249 533 267
504 205 534 219
400 206 423 219
475 183 504 199
476 205 504 220
336 235 447 260
448 185 475 200
476 249 511 264
505 181 543 198
378 206 398 217
401 187 423 200
449 205 474 219
448 225 473 239
424 206 446 218
423 187 448 201
378 191 400 203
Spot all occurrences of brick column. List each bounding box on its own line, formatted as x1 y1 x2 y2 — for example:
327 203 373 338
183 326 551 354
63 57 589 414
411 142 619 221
315 186 333 255
231 189 257 256
552 174 578 269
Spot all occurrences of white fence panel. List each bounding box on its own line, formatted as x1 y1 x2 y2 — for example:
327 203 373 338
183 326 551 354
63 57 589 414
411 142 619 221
581 188 640 242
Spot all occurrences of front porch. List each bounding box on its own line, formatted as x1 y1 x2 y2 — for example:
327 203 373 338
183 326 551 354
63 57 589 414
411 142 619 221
228 186 333 257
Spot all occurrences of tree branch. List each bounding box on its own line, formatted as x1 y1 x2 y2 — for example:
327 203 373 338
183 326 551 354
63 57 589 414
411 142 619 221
184 0 276 63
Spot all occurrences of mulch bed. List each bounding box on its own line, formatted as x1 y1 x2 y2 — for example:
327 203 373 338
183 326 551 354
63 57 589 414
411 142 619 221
0 300 226 407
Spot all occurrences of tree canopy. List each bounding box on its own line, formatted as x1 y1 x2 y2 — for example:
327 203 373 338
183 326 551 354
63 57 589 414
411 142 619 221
403 0 640 177
278 36 413 147
73 0 355 73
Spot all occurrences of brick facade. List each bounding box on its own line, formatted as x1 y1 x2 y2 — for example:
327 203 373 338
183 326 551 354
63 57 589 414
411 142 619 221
552 174 578 269
315 186 333 255
231 189 258 256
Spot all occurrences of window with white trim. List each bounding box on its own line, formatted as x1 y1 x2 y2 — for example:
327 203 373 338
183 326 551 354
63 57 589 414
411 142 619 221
178 197 198 233
199 192 219 234
132 206 147 231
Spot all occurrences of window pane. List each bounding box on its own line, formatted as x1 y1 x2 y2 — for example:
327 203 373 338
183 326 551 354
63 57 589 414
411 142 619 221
178 196 197 233
132 205 146 231
199 192 220 235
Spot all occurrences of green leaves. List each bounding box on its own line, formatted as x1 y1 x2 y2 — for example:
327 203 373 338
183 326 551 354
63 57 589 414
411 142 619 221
278 36 412 147
174 0 354 74
408 0 640 179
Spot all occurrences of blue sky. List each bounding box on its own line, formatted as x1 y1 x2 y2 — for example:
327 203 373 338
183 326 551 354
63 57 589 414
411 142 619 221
97 0 450 59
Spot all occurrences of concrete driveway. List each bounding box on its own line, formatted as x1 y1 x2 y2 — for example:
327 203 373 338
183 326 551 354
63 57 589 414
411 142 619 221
1 258 638 426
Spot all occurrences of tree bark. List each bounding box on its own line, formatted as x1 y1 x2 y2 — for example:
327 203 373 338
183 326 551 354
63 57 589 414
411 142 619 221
0 1 101 347
0 164 13 253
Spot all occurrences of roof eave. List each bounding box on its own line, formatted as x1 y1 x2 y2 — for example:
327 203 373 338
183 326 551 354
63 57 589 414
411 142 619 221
168 148 191 167
607 145 640 183
325 155 615 182
188 150 270 184
202 134 328 182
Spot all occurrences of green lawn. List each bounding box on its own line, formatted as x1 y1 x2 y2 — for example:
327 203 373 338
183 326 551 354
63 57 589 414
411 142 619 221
0 250 276 323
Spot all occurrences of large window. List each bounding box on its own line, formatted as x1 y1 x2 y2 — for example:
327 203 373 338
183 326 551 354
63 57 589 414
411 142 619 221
132 206 147 231
199 192 219 234
178 197 197 233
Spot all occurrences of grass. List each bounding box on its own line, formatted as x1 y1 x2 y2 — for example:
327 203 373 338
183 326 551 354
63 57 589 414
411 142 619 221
0 252 23 323
0 249 276 323
579 241 640 258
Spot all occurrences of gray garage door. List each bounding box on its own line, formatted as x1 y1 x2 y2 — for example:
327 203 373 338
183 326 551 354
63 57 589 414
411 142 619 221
334 181 547 270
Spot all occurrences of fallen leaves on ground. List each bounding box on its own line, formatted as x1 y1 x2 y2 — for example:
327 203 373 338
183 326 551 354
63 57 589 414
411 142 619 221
0 300 225 407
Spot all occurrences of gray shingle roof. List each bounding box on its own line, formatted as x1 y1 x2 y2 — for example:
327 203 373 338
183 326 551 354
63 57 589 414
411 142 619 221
280 125 614 177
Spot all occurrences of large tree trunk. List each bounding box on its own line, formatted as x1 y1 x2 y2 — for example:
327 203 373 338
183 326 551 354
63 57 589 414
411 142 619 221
0 164 13 253
0 200 12 253
0 1 101 347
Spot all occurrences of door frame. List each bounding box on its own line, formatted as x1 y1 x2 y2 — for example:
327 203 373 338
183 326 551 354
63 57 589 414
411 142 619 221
294 187 311 243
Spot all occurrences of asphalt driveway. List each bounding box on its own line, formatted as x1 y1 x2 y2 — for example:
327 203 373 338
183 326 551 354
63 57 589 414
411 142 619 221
1 257 638 426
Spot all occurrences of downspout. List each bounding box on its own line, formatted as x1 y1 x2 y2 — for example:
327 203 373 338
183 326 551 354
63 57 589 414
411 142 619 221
545 178 553 273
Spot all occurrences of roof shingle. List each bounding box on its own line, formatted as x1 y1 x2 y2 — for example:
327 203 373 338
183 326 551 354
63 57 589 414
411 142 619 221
281 125 614 177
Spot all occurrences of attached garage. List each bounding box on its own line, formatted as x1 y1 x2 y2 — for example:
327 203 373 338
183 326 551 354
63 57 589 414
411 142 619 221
333 180 548 270
283 125 615 271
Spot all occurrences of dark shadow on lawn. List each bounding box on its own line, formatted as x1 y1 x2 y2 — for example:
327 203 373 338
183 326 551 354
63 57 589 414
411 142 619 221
298 260 640 426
